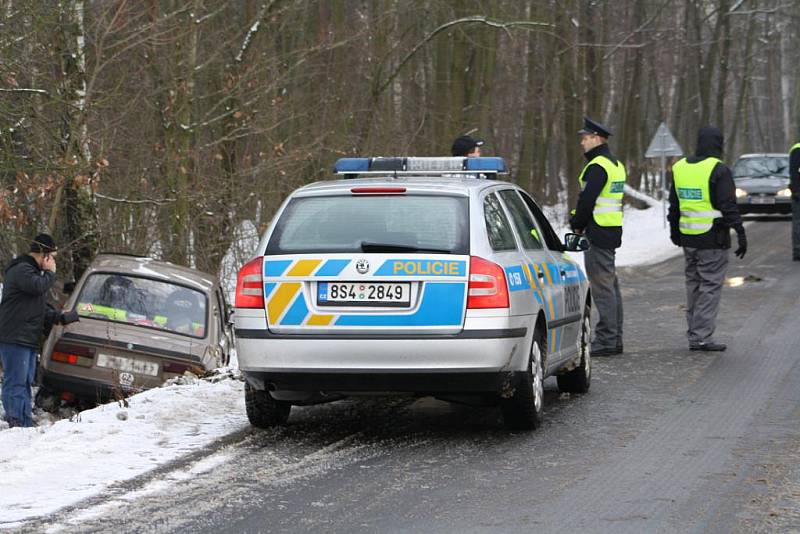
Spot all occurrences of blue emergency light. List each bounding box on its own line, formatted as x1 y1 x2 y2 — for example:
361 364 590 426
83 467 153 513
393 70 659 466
333 158 371 172
465 157 507 172
333 157 507 177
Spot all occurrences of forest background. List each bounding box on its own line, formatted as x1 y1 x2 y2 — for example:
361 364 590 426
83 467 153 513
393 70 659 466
1 0 799 285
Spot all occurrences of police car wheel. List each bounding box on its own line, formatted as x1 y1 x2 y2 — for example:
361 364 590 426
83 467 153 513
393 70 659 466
501 328 545 431
557 309 592 394
245 382 291 428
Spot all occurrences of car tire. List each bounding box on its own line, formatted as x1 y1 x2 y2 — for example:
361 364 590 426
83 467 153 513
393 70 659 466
501 327 545 431
245 382 291 428
34 387 60 413
557 308 592 394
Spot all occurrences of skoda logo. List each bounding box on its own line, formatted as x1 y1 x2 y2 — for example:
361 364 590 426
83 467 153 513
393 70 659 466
355 259 370 274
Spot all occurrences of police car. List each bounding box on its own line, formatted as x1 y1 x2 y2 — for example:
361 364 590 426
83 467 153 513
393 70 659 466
234 157 592 430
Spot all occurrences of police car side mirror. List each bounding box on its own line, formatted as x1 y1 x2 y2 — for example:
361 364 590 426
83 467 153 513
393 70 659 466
563 233 590 252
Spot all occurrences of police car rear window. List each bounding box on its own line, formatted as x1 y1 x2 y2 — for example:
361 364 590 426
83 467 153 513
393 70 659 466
266 195 469 255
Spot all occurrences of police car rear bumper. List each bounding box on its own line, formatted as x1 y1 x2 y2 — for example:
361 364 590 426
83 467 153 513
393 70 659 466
244 370 516 394
235 326 530 384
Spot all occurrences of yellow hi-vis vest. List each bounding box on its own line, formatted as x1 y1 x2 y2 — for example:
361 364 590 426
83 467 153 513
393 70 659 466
578 155 626 227
672 157 723 235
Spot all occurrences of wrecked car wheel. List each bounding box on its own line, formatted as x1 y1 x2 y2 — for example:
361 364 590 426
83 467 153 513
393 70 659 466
34 387 61 413
557 308 592 394
245 382 291 428
501 327 545 430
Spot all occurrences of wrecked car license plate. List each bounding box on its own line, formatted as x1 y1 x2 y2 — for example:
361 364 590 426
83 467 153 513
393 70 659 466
96 353 159 377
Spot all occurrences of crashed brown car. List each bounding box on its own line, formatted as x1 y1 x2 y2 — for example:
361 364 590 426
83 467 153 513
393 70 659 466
36 254 233 409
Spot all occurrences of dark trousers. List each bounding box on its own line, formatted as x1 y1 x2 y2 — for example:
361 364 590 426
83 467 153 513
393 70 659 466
0 343 38 427
683 247 729 345
792 198 800 260
584 245 623 350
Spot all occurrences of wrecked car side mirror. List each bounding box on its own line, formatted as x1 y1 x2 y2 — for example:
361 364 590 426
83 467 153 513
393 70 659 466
63 281 77 295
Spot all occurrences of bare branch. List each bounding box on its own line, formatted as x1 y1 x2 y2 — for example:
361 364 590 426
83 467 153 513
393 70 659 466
373 16 552 98
601 0 672 61
235 1 279 63
95 193 176 206
0 88 49 96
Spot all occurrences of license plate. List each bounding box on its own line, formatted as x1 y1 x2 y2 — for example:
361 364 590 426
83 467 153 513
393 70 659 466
750 196 775 204
96 353 159 377
318 282 411 307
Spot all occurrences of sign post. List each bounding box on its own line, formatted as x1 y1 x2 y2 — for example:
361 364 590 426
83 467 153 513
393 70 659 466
645 122 684 227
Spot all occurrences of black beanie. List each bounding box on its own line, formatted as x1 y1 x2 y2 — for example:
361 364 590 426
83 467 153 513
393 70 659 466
30 233 57 254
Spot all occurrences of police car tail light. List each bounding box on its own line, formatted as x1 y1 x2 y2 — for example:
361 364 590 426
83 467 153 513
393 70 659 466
235 256 265 309
467 256 509 309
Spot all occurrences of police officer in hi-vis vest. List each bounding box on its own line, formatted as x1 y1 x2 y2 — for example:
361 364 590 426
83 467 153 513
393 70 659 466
789 140 800 261
668 126 746 352
570 118 626 357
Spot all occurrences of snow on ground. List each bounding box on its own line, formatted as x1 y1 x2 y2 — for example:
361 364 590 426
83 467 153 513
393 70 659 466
0 193 680 528
0 370 247 527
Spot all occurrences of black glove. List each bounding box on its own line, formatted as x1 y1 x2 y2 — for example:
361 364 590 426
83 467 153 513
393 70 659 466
734 232 747 259
60 310 80 324
670 233 681 247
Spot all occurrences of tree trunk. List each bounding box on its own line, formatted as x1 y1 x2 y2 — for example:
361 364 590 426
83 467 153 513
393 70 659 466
56 0 98 282
557 0 583 209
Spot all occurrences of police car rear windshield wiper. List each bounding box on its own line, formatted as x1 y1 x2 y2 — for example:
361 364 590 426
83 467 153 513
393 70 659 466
359 241 452 254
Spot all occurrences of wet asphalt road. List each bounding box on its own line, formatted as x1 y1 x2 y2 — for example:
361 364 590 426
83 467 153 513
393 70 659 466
32 216 800 534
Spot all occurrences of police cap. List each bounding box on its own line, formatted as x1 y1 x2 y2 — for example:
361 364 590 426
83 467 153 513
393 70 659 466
451 135 485 156
577 117 612 138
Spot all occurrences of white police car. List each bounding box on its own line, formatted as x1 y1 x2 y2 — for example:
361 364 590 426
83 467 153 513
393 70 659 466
235 157 591 430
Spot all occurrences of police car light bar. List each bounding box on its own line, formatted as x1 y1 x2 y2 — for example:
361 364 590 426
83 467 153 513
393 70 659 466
333 157 507 177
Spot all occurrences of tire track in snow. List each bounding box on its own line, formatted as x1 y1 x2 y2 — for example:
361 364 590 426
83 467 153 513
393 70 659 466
40 412 434 533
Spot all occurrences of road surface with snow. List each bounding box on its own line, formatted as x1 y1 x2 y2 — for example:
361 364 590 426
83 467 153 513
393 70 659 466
3 207 800 533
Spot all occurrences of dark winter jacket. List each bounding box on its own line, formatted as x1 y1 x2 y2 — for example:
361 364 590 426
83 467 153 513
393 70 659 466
790 143 800 198
570 143 623 249
0 254 59 348
667 126 744 249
